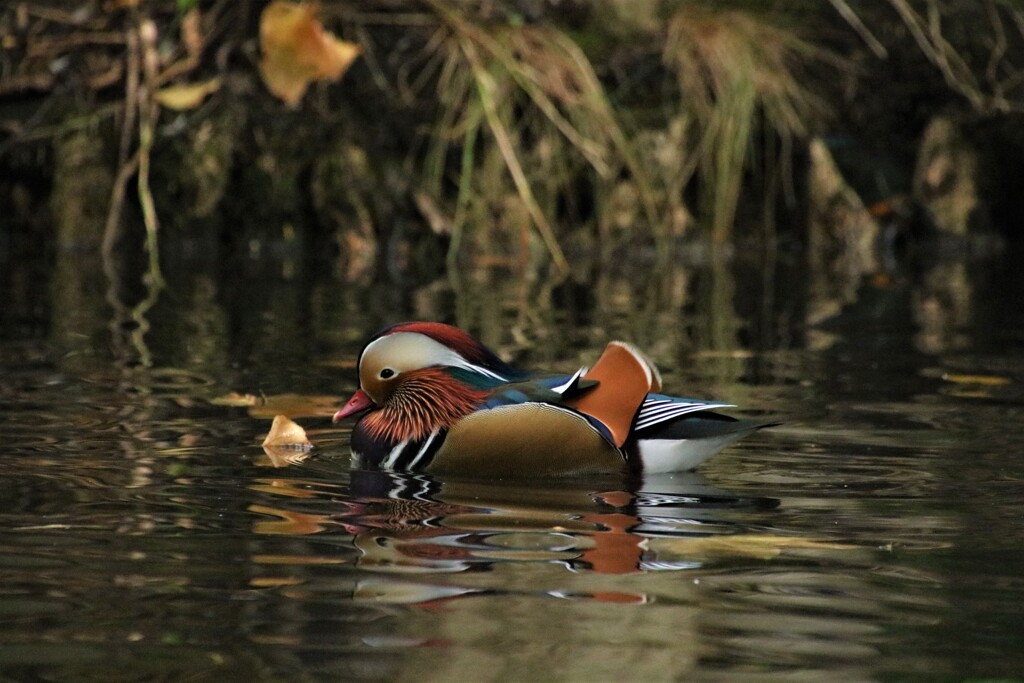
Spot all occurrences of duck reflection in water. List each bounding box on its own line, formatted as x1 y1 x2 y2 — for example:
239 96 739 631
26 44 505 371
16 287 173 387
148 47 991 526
324 469 779 604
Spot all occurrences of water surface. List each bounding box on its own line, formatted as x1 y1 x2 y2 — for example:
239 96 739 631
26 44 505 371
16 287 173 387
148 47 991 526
2 242 1023 681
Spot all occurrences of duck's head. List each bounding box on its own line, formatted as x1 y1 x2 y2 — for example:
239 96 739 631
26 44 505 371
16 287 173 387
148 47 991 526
332 322 517 426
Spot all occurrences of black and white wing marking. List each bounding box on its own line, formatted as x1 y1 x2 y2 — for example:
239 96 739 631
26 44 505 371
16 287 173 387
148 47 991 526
633 396 735 431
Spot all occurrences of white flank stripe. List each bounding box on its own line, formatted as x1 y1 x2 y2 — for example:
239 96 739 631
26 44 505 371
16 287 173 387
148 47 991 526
550 367 587 395
381 439 410 470
406 429 441 471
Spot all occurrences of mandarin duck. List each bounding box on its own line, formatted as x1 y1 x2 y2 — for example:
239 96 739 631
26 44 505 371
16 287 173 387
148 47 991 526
333 322 775 477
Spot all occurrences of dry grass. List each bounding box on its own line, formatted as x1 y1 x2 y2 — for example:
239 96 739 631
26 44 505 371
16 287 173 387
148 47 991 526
408 1 838 262
419 0 660 271
662 5 833 242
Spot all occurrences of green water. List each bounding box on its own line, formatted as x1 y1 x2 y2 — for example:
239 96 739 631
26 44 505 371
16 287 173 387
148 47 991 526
2 238 1023 681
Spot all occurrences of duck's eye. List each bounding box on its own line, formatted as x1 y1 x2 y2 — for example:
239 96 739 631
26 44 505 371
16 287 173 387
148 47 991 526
379 368 396 379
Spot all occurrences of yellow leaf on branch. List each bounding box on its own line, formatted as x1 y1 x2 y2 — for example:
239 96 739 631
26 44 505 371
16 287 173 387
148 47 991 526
259 1 361 106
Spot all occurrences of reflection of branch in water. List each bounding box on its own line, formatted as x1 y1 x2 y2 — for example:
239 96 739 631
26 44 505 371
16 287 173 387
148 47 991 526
101 247 131 365
102 202 158 368
101 18 165 368
102 29 138 367
128 278 161 369
102 180 161 369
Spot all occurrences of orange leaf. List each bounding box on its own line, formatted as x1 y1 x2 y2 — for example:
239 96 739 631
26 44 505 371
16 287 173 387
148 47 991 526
259 1 361 106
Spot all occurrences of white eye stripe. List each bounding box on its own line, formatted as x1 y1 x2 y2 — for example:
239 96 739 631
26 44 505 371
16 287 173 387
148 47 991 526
451 359 507 382
362 333 507 382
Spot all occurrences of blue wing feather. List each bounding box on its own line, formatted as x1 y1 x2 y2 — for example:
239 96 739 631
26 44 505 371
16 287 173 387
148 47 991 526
477 375 618 447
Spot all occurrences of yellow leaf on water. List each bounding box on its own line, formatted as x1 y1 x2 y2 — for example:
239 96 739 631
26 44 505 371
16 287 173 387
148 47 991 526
247 393 341 419
259 1 361 106
212 392 339 417
252 554 345 565
945 388 996 400
154 77 222 110
262 414 313 448
249 576 305 587
941 373 1011 386
652 534 856 561
210 392 259 407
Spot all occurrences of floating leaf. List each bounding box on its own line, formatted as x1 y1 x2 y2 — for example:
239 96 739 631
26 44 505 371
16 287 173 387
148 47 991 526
651 534 856 561
154 77 221 110
210 392 259 407
262 414 313 448
247 393 341 419
259 1 361 106
945 389 995 399
212 392 340 417
249 576 305 587
252 554 345 565
941 373 1011 386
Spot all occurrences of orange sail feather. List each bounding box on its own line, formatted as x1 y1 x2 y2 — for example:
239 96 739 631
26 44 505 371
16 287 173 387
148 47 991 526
567 342 658 447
